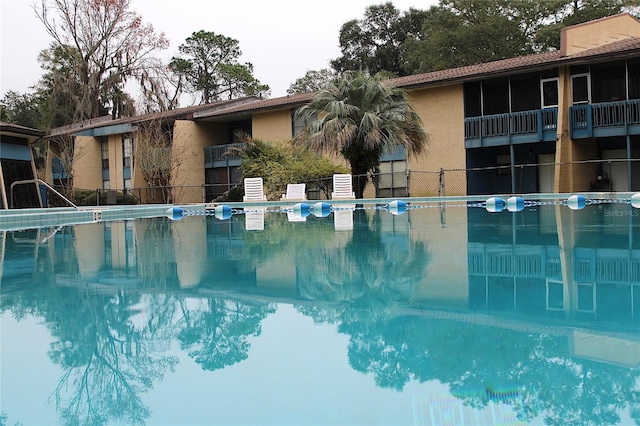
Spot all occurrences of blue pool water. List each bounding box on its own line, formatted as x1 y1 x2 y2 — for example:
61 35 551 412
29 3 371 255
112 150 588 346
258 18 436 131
1 200 640 425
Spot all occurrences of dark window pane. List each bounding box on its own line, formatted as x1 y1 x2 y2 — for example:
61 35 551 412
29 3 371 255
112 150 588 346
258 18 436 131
511 73 540 112
572 75 589 104
542 80 558 107
483 77 510 115
629 58 640 100
464 82 482 117
1 159 39 208
591 61 626 103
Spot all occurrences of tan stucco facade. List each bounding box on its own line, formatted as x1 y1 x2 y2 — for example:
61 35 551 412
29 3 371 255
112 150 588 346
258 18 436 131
561 14 640 55
408 85 467 196
73 136 102 191
171 120 225 204
252 109 293 142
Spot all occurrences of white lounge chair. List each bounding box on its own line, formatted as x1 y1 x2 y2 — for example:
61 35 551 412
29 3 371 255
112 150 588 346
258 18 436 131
243 177 267 202
281 183 307 201
331 174 355 200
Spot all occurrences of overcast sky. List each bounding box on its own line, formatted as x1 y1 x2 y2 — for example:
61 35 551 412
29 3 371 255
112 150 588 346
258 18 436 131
1 0 438 104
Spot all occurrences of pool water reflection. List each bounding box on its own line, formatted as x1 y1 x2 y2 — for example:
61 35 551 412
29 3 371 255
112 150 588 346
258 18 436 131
1 202 639 425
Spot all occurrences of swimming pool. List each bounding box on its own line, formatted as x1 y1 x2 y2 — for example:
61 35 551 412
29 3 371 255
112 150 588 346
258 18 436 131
1 196 640 425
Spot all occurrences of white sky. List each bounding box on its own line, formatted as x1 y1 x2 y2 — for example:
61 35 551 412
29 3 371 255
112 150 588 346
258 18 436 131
0 0 438 104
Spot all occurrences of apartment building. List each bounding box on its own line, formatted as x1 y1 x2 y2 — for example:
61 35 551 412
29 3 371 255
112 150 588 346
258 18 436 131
50 13 640 204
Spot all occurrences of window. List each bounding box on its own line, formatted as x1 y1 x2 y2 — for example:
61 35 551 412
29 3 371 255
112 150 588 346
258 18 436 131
122 134 133 190
510 73 540 112
572 74 590 105
482 77 510 115
629 58 640 100
378 146 407 197
101 137 109 189
1 159 39 208
122 135 132 169
591 61 626 103
378 161 408 197
464 82 482 118
541 78 559 108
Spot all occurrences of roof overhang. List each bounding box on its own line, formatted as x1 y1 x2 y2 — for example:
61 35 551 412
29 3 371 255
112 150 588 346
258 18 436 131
0 123 45 140
72 123 137 137
193 93 313 122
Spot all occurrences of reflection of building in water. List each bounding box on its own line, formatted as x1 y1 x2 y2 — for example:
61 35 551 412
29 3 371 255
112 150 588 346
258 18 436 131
74 221 137 286
295 208 422 301
172 217 207 288
410 206 468 307
3 203 640 371
467 204 640 368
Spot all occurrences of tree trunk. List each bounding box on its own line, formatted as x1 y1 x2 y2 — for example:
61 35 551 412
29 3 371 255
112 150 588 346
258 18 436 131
350 163 368 199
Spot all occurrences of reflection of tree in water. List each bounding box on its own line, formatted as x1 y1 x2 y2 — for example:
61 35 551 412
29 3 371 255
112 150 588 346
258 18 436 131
135 219 178 288
340 313 640 425
296 209 430 322
286 210 640 425
4 279 276 425
44 290 179 426
176 297 276 371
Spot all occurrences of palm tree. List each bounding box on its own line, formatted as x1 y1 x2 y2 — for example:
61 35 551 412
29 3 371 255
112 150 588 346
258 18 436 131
293 71 428 198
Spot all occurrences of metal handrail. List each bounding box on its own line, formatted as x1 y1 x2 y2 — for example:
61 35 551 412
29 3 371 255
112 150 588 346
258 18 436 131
10 179 78 209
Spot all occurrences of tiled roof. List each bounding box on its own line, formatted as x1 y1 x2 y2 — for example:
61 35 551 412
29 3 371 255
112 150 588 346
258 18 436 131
49 97 261 136
194 92 314 118
388 36 640 90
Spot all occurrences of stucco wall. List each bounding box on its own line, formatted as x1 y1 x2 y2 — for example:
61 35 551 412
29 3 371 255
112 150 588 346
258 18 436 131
562 14 640 55
407 84 466 195
73 136 102 190
171 120 227 204
252 109 293 141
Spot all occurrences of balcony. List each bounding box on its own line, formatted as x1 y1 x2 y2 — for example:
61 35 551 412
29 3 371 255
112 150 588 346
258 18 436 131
464 108 558 148
570 99 640 139
204 143 246 168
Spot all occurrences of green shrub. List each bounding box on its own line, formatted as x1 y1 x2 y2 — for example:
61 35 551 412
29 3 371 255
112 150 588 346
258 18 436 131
228 139 349 200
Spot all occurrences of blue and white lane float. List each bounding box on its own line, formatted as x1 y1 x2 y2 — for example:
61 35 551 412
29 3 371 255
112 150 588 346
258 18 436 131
485 197 506 213
165 194 640 221
166 206 184 220
214 204 233 220
387 199 407 215
566 194 587 210
312 202 332 218
506 196 525 212
291 202 311 218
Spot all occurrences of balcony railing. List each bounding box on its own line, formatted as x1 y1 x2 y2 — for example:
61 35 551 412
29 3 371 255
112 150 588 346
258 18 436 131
204 143 246 168
464 108 558 148
570 99 640 139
